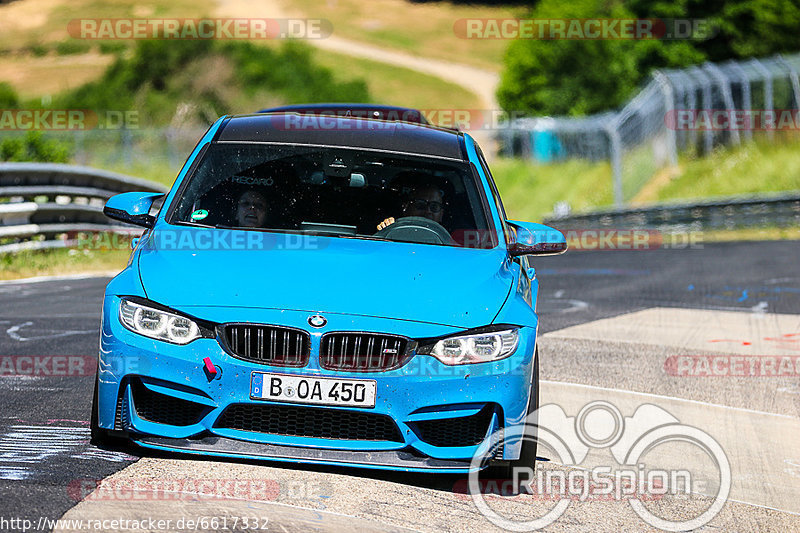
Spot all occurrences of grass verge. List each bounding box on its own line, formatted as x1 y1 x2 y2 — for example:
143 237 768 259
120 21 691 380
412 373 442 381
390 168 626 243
0 248 129 281
0 0 216 53
699 226 800 243
279 0 523 72
489 157 614 222
312 48 481 111
654 136 800 202
490 134 800 221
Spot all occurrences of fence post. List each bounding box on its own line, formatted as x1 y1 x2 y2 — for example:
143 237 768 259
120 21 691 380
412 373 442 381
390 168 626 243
676 70 698 152
689 66 714 153
122 128 133 168
776 55 800 110
728 61 753 142
605 119 624 207
749 59 774 139
653 70 678 167
704 62 740 145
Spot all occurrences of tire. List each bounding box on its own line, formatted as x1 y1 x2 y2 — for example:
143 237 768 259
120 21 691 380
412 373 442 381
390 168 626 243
484 346 539 483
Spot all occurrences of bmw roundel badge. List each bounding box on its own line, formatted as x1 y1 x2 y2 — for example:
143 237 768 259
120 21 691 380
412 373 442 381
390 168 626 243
308 315 327 328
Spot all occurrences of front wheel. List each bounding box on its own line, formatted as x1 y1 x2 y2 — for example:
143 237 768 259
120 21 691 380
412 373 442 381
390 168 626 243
485 346 539 482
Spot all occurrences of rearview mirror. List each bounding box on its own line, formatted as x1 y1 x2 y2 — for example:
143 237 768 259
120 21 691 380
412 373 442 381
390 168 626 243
506 220 567 256
103 192 164 228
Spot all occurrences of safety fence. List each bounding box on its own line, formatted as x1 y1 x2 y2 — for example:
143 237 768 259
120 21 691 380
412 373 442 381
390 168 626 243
543 191 800 233
0 162 166 254
500 52 800 207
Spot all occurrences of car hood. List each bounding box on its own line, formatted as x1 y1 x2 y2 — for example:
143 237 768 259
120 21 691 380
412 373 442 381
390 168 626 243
136 227 514 328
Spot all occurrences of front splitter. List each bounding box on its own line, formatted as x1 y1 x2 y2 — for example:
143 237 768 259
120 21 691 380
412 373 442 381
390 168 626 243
134 434 478 474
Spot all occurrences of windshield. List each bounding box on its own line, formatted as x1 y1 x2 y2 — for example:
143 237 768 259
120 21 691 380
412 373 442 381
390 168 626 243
168 142 497 248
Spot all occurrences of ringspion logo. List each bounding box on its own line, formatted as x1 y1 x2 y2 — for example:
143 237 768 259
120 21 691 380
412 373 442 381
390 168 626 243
468 401 730 531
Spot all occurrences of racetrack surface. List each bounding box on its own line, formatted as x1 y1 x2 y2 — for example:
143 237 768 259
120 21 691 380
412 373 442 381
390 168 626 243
1 240 799 531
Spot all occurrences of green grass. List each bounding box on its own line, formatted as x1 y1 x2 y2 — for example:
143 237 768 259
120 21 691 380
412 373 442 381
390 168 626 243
656 136 800 202
701 226 800 243
312 48 481 112
490 134 800 222
0 248 129 280
282 0 522 71
0 0 216 52
489 157 614 222
55 40 91 55
97 157 180 188
28 44 483 185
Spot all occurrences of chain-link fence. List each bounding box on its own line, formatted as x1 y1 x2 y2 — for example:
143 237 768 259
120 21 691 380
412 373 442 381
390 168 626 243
71 126 208 177
0 126 209 185
499 52 800 207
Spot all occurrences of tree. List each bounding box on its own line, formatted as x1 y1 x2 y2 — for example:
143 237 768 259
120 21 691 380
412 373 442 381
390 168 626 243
498 0 799 116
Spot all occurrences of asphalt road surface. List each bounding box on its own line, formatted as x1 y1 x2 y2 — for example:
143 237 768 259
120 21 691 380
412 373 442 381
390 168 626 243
1 240 798 532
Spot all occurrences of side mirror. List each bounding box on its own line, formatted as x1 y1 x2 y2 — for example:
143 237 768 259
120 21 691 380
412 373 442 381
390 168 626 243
103 192 164 229
506 220 567 256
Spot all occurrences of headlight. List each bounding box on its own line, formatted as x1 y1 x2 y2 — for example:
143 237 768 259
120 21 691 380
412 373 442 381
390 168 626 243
119 299 201 344
423 328 519 365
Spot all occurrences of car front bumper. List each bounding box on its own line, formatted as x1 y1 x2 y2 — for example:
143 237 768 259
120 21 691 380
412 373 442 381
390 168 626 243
99 296 537 473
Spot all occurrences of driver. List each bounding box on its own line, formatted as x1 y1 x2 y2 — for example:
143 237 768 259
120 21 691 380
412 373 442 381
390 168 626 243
235 189 268 228
377 173 445 230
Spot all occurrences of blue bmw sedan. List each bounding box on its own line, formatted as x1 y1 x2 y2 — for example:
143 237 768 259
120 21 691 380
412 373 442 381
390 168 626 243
93 110 566 474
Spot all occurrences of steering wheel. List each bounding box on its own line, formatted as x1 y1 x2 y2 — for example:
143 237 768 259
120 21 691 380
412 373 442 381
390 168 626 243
374 216 453 245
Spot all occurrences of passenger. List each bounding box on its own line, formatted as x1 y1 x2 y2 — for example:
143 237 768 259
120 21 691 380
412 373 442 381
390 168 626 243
235 189 268 228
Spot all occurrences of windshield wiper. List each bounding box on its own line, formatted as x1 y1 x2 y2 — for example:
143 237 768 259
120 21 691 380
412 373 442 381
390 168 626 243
212 225 392 241
174 220 215 228
333 233 391 242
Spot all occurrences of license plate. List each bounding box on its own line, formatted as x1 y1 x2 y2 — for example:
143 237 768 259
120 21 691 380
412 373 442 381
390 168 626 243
250 372 376 408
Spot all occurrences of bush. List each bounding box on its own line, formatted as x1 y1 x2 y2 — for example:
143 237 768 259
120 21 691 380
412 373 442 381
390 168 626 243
0 82 19 108
98 42 127 55
222 41 369 104
55 40 92 55
58 37 370 126
0 131 72 162
29 43 49 57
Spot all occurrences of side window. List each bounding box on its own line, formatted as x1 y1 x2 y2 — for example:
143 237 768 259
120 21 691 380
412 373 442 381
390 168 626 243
476 147 511 245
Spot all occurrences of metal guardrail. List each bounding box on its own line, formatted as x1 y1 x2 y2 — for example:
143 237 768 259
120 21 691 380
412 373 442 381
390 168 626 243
0 163 167 254
543 192 800 232
2 164 796 254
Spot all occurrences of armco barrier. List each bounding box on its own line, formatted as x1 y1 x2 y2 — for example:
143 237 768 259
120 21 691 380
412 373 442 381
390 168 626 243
544 192 800 232
0 163 167 254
